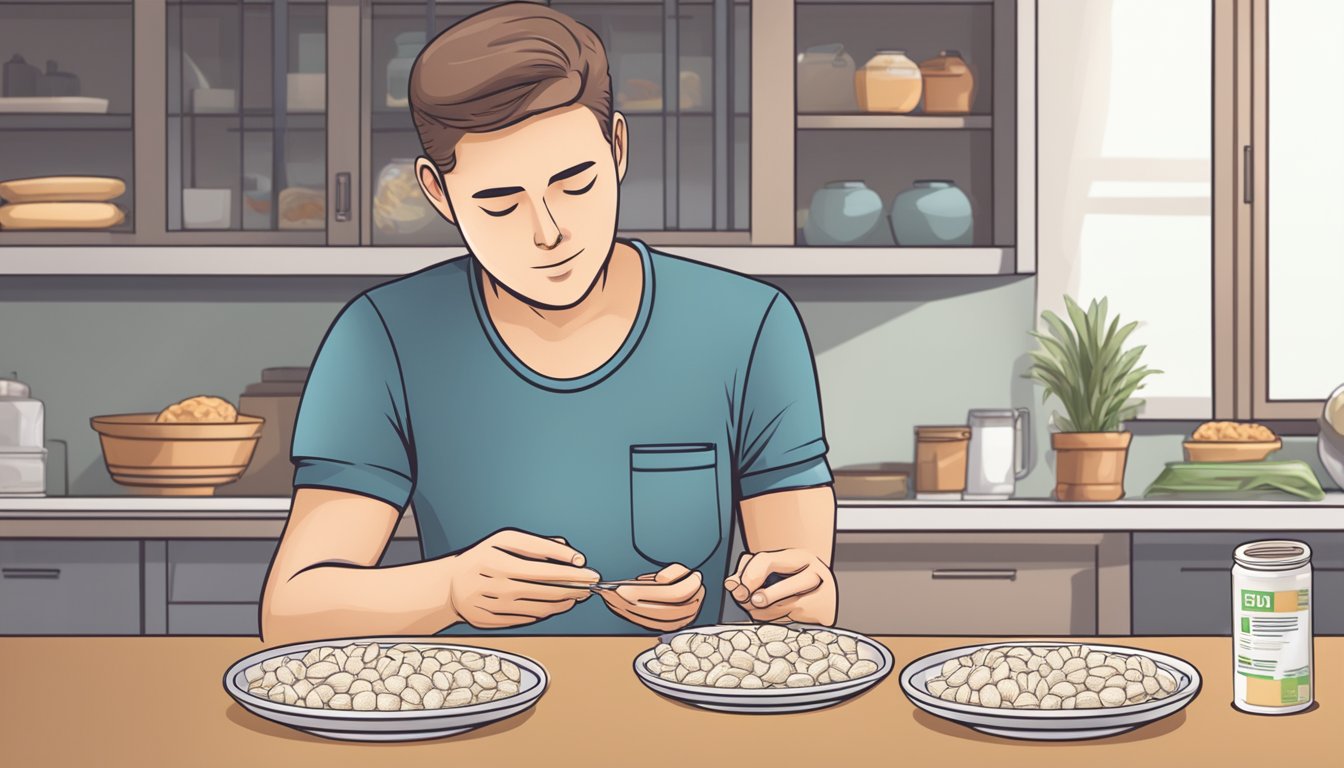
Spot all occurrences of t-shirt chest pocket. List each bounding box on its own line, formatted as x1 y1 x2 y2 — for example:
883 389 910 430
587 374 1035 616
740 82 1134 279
629 443 723 570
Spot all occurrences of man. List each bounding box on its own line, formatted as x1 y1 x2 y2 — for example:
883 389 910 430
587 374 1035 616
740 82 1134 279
260 3 837 642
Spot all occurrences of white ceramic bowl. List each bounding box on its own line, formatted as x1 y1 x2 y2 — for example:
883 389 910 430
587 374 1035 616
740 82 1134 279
223 637 547 742
632 623 893 713
900 641 1201 741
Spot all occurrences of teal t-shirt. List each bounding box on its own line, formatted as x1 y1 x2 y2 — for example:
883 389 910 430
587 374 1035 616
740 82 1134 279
290 240 832 635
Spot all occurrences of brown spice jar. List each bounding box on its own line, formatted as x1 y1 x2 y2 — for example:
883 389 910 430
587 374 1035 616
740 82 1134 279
915 426 972 493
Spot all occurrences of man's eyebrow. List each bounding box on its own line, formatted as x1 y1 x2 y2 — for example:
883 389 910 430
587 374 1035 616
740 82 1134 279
549 161 596 185
472 185 525 200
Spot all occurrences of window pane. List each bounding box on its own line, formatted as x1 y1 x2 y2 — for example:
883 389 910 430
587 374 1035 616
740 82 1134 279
1267 0 1344 400
1043 0 1212 418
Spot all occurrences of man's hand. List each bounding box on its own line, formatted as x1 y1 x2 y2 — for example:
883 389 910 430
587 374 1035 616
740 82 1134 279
598 563 705 631
444 530 600 629
724 549 836 625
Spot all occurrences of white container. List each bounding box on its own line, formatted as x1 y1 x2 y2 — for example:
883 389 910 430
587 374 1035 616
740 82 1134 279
286 73 325 112
183 188 231 229
0 378 43 449
1233 540 1314 714
190 87 236 113
965 408 1032 499
0 447 46 496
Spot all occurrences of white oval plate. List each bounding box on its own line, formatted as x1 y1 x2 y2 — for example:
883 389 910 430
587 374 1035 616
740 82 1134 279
633 623 893 713
223 637 547 742
900 641 1202 740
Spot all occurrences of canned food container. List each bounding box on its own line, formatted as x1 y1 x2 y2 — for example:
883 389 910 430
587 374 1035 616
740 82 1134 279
1232 540 1313 714
914 426 971 498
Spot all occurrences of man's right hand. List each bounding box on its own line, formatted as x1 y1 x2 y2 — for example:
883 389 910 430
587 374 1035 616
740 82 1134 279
443 529 600 629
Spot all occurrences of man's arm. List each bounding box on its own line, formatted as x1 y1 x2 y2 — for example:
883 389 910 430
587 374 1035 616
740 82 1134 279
260 489 599 645
260 488 459 644
724 484 838 625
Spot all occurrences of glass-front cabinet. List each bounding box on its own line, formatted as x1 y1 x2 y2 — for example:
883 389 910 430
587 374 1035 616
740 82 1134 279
167 0 328 239
0 0 136 235
365 0 750 246
0 0 1034 273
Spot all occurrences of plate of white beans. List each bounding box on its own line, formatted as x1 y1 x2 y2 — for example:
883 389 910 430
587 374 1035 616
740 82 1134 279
900 641 1201 741
223 638 547 742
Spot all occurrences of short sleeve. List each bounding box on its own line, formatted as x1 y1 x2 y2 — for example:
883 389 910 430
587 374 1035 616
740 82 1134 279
290 294 415 509
735 291 832 499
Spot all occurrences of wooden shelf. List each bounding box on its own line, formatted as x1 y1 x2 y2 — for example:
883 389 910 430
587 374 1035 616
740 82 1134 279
0 113 133 131
798 114 992 130
0 245 1023 277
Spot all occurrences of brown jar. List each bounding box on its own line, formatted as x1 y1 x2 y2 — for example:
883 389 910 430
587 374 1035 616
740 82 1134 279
919 50 975 114
915 426 972 494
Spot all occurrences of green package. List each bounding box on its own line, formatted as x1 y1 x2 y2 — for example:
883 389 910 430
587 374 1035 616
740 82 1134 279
1144 460 1326 501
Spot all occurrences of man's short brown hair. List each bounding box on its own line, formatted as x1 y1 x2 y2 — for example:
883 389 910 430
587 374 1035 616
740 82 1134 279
409 3 613 175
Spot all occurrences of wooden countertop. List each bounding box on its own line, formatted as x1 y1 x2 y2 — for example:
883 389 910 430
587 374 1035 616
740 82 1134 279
0 636 1334 767
2 494 1343 538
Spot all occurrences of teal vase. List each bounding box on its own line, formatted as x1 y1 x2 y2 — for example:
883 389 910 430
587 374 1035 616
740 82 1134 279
803 181 884 246
890 180 973 245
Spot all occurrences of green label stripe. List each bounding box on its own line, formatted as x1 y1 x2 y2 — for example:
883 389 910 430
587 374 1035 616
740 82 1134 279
1241 617 1251 633
1242 589 1275 612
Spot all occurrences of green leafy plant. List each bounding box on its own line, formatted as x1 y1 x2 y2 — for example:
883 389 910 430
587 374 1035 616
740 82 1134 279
1027 295 1161 433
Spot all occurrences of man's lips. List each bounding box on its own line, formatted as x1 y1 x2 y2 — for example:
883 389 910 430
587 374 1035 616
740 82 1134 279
533 249 583 270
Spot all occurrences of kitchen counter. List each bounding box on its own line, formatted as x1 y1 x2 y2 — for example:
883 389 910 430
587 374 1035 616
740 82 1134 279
1 494 1342 538
0 635 1334 767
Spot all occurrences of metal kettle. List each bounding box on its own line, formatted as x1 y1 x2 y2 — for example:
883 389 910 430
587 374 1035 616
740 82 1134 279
964 408 1032 499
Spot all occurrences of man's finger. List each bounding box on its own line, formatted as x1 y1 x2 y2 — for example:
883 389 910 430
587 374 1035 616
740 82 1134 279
612 571 703 605
747 595 800 623
723 552 752 593
490 529 587 566
738 549 812 595
602 587 705 628
654 563 692 584
500 556 600 592
749 569 823 609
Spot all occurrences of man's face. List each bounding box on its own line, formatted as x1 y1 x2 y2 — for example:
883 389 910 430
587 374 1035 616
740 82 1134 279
418 104 628 309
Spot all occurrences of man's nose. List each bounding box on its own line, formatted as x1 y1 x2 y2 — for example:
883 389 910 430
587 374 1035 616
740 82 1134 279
532 197 563 250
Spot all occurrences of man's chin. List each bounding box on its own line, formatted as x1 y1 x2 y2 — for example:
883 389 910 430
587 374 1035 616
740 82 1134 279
517 272 598 310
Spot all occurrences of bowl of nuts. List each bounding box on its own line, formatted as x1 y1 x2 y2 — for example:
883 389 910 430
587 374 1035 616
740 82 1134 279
224 638 546 741
1183 421 1282 463
91 396 264 495
899 642 1201 741
633 623 892 713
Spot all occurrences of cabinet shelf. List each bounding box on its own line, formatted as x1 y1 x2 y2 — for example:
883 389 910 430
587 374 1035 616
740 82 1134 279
0 113 133 131
0 245 1021 276
798 114 992 130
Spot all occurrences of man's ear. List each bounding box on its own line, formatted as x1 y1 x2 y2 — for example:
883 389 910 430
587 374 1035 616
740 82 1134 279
416 156 456 226
611 112 629 183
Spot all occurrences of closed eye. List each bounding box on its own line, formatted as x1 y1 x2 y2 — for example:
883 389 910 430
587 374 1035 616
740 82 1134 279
480 203 518 217
563 177 596 196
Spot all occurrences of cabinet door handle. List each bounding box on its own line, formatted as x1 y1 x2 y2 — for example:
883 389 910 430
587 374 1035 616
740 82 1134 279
334 171 351 222
1243 145 1253 204
2 567 61 579
931 568 1017 581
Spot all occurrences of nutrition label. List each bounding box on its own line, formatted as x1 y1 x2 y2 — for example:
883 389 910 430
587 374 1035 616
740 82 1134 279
1235 588 1311 707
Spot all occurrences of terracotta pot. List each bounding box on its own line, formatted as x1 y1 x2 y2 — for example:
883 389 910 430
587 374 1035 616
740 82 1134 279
1052 431 1133 501
919 50 975 114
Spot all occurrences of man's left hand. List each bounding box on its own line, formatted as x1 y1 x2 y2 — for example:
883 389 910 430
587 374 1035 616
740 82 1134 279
724 549 837 625
598 563 705 631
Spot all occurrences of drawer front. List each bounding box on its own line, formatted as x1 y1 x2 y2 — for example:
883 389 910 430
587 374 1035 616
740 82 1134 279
0 540 141 635
833 534 1098 635
168 538 423 603
168 603 259 636
1134 533 1344 634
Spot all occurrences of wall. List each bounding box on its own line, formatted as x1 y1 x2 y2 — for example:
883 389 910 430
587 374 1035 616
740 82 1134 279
0 272 1042 496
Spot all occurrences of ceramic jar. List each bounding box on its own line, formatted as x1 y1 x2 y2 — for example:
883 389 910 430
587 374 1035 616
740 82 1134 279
920 50 975 114
890 180 973 245
387 31 426 108
855 51 922 113
803 181 884 245
797 44 857 112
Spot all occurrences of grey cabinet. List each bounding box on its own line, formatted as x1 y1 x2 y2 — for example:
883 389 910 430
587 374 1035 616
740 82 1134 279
0 540 141 635
832 533 1104 635
1132 533 1344 635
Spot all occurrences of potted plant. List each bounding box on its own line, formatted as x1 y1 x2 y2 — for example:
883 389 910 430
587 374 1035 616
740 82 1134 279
1027 296 1161 501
